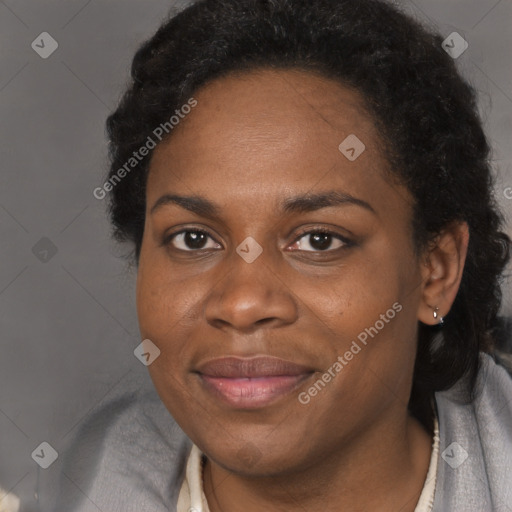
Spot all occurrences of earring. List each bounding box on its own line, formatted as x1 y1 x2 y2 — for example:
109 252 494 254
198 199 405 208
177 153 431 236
433 307 444 325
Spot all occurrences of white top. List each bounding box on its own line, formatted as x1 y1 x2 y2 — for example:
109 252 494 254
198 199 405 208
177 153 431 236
177 417 440 512
0 487 20 512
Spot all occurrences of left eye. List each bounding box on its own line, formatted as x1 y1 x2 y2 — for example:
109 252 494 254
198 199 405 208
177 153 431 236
291 231 348 252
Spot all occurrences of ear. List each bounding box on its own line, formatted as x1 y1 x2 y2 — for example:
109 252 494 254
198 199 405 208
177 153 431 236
417 221 469 326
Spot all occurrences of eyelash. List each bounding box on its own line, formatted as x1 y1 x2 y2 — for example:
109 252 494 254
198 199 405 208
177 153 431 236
162 227 354 253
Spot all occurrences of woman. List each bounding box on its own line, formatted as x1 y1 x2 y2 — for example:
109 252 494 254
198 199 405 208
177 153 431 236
56 0 512 510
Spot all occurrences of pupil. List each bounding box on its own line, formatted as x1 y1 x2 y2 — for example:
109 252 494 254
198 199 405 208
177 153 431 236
185 231 207 249
310 233 331 250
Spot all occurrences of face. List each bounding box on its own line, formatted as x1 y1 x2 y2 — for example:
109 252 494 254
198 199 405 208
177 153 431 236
137 68 425 476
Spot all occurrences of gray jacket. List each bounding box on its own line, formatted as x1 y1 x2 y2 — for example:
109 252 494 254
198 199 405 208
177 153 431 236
54 353 512 511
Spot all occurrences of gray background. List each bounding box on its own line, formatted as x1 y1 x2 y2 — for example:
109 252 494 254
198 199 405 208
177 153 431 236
0 0 511 511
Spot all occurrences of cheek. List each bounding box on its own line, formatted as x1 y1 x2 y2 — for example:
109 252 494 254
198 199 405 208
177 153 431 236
136 253 198 337
135 257 211 388
300 251 401 337
302 248 417 395
136 263 206 425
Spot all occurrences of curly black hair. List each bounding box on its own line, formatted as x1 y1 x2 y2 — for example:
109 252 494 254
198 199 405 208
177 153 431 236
104 0 510 431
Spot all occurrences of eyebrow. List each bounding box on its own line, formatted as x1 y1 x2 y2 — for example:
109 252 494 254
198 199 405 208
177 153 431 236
150 190 376 217
282 191 375 215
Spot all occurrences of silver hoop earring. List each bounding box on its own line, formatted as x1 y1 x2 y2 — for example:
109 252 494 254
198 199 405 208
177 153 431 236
433 307 444 325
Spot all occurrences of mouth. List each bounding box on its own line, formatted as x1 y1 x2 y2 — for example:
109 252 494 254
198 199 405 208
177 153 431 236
194 356 315 409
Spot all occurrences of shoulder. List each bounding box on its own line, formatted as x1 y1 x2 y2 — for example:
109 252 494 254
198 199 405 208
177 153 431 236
432 353 512 510
54 373 191 512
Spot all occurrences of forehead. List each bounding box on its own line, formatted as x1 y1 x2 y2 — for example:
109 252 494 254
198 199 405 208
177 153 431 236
146 68 410 224
185 67 374 135
150 69 384 174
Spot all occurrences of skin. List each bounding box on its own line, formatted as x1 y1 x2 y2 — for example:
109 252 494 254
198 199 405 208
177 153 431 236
136 68 469 512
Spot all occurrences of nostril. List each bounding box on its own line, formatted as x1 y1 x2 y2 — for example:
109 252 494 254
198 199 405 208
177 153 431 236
255 317 277 326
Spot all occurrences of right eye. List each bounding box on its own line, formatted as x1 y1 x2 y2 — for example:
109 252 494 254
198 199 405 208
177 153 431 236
164 229 222 252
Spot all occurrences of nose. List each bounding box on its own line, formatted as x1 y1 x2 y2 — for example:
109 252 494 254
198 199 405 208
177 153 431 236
204 253 298 333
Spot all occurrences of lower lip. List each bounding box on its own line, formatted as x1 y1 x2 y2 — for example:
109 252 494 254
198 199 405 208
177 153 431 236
199 374 312 409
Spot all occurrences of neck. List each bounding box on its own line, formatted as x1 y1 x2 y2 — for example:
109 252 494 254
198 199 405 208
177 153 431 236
203 411 433 512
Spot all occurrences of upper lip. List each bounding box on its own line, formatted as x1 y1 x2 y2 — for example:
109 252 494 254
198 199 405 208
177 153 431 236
195 356 314 378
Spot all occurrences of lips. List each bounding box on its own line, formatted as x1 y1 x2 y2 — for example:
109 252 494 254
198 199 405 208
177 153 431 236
195 356 314 409
196 356 313 378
